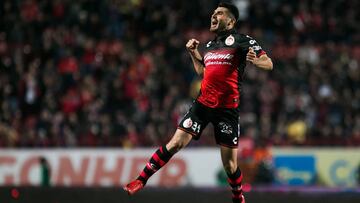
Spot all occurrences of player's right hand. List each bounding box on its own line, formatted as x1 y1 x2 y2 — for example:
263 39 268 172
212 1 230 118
186 39 200 52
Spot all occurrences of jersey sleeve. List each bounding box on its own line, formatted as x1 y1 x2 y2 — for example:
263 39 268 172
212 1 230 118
246 35 266 57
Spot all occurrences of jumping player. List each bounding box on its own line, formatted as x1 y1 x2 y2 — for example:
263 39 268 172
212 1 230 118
123 2 273 203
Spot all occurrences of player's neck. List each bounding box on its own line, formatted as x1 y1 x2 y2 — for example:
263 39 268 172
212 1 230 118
216 28 236 37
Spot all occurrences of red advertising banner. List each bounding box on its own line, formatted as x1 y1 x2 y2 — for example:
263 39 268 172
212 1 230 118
0 149 222 187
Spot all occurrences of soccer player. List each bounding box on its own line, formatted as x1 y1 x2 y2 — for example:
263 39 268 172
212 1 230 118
123 2 273 203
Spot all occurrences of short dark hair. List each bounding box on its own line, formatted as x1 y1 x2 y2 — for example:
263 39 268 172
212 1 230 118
218 2 239 21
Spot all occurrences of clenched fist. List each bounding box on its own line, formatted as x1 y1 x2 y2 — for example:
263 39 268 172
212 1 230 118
246 47 256 64
186 39 200 53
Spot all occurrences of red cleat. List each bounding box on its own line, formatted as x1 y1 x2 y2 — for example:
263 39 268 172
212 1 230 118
123 180 144 195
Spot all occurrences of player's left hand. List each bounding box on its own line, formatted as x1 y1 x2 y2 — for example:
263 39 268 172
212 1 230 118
246 47 257 64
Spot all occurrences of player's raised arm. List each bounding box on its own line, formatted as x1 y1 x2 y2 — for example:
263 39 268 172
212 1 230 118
186 39 205 76
246 47 273 70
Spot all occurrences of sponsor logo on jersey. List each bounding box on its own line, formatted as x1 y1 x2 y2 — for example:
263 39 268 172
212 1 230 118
183 118 193 128
204 52 234 61
225 35 235 46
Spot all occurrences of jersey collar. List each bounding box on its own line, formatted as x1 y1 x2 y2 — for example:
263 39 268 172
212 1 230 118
215 29 237 40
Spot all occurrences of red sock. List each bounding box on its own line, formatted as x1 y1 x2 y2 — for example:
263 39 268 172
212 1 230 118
227 168 244 203
137 145 173 184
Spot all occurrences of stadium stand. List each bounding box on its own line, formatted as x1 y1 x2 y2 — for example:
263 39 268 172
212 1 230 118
0 0 359 148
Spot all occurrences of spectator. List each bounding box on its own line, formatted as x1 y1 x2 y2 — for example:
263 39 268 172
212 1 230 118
39 156 51 187
0 0 359 148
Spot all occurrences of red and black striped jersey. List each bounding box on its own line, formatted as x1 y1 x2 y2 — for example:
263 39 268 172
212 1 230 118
197 29 266 108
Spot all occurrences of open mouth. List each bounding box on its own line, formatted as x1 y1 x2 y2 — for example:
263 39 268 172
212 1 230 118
211 20 218 26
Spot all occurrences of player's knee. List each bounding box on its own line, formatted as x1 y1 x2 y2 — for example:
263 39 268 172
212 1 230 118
166 130 192 153
166 136 188 153
167 141 185 154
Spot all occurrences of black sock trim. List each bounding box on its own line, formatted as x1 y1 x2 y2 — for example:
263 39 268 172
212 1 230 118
153 147 171 163
137 176 147 184
227 167 241 180
136 146 174 185
159 145 173 162
232 190 242 195
144 166 153 174
162 145 173 155
149 158 160 169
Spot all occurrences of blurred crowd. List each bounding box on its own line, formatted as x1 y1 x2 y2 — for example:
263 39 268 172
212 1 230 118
0 0 359 148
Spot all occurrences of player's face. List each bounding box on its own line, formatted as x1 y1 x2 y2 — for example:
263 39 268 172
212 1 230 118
210 7 233 33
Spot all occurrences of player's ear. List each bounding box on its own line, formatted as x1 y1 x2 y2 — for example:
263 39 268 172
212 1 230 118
227 18 236 27
228 18 235 27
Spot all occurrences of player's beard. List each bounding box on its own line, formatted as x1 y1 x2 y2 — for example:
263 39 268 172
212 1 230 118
210 20 227 33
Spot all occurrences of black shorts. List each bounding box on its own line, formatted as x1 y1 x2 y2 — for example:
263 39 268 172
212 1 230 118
177 100 240 148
